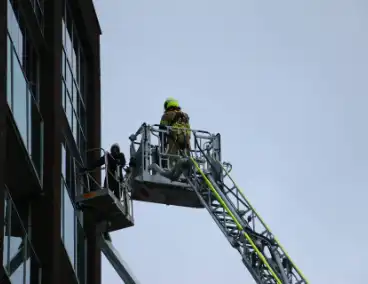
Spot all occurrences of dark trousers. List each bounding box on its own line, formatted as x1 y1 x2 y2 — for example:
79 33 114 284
103 174 121 200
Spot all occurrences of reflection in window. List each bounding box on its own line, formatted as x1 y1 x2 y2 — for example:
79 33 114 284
62 4 87 157
62 79 66 110
12 51 28 148
65 62 72 94
7 36 12 105
60 178 64 243
10 261 24 284
62 144 66 177
65 92 72 127
27 90 32 155
7 10 44 180
7 0 23 62
25 257 31 284
73 80 78 107
73 110 78 142
61 51 65 78
61 179 76 270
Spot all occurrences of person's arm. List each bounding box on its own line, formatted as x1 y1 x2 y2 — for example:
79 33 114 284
184 112 190 128
117 153 126 167
88 156 106 170
159 113 169 148
116 153 126 180
80 155 105 173
159 112 176 146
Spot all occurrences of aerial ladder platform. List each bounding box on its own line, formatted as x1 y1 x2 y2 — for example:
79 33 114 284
126 123 309 284
73 123 308 284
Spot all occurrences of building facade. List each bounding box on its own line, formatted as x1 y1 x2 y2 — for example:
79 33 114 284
0 0 102 283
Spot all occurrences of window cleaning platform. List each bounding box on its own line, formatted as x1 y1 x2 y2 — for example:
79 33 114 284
75 188 134 233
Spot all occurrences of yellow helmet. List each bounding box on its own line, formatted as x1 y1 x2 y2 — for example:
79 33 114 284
164 97 179 110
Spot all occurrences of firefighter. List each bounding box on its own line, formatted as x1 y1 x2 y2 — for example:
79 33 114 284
82 143 126 200
159 98 191 168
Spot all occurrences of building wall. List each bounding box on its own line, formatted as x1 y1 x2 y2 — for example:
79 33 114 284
0 0 102 283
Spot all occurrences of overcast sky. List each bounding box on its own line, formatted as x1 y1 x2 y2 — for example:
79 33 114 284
93 1 368 283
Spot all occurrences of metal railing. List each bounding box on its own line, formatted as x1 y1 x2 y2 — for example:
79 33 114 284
74 148 134 219
129 123 222 176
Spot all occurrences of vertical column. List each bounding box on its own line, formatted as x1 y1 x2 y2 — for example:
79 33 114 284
86 36 102 284
0 0 8 269
31 0 63 283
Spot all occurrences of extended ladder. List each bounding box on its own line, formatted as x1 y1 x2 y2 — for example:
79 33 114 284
128 123 309 284
185 134 308 284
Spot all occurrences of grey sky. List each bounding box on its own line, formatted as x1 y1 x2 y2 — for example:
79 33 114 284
93 0 368 283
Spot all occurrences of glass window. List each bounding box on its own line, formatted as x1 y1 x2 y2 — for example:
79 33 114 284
72 46 77 76
63 183 76 269
3 191 27 282
27 90 32 153
65 28 73 63
62 79 66 109
79 100 86 132
65 90 72 127
61 50 65 79
73 110 78 142
65 61 72 94
3 197 9 268
12 52 28 147
62 19 66 46
7 36 12 106
7 0 23 61
60 177 64 241
25 256 31 284
62 144 66 177
73 79 78 109
10 261 25 283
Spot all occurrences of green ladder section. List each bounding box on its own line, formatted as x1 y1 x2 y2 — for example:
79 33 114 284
187 154 308 284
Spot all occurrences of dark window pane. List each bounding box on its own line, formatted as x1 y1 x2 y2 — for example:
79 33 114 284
31 101 43 178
